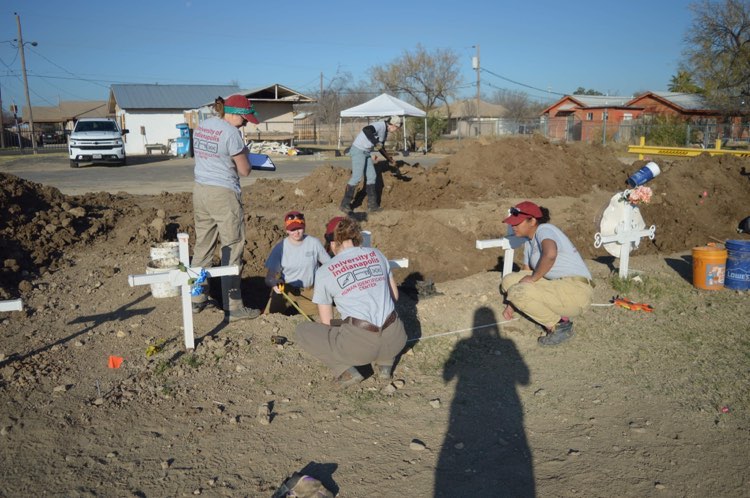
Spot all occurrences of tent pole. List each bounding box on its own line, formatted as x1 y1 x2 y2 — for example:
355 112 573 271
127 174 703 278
424 117 427 153
403 115 407 152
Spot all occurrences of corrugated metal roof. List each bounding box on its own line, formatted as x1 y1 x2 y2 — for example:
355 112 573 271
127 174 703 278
571 95 632 107
651 91 708 111
111 84 240 110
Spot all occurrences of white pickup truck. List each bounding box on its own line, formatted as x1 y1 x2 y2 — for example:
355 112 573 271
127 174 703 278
68 118 129 168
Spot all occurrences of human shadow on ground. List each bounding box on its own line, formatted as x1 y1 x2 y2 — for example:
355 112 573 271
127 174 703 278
435 306 535 497
0 294 153 369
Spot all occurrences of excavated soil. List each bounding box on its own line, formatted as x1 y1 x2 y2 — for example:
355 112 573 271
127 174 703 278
1 136 749 497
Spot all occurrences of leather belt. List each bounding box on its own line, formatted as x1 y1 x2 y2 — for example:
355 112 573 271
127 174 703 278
565 276 594 287
344 310 397 333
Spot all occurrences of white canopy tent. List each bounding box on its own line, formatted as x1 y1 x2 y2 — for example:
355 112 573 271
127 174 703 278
338 93 428 152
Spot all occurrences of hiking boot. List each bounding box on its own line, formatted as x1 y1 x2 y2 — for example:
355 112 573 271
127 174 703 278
375 364 392 380
225 307 261 323
334 367 364 387
538 320 574 346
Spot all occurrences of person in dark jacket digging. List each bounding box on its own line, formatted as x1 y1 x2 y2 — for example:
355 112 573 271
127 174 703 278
339 115 402 213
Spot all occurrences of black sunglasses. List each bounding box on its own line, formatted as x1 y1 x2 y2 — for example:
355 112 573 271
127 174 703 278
285 213 304 221
509 206 533 217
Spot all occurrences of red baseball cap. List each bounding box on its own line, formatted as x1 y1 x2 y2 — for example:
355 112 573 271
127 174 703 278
284 211 305 231
502 201 542 226
325 216 346 242
224 94 259 124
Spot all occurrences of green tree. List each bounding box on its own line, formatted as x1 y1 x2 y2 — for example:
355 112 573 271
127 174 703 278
369 44 462 110
668 69 704 93
684 0 750 112
573 87 604 95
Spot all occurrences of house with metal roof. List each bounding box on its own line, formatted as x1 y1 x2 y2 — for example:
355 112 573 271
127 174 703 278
108 83 316 156
433 99 509 136
541 91 724 142
108 84 241 155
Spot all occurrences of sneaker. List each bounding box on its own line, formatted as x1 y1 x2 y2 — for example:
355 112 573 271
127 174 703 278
226 307 261 323
538 320 574 346
335 367 364 387
375 365 392 380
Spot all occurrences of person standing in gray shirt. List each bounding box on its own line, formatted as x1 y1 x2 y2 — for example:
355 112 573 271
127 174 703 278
339 116 402 213
191 94 262 323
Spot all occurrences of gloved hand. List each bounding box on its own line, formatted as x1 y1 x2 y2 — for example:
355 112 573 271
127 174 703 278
272 281 285 294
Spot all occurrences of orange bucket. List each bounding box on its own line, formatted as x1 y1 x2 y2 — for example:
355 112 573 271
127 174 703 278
692 244 727 290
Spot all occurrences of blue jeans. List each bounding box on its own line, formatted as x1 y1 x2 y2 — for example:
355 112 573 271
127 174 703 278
348 146 376 186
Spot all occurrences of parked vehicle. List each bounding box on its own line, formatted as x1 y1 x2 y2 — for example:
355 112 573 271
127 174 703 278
68 118 129 168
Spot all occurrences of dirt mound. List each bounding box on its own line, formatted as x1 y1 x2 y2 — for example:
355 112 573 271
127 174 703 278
2 137 749 299
0 174 120 298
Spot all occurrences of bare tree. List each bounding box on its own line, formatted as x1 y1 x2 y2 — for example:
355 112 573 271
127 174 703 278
490 89 546 121
369 44 462 110
684 0 750 112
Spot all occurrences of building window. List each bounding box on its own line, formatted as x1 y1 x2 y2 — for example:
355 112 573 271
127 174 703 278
586 112 593 120
623 113 633 121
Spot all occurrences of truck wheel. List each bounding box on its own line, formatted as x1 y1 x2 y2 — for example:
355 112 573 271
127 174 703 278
119 156 127 166
69 160 79 168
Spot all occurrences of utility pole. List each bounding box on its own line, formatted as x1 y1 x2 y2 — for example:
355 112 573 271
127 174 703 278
0 84 5 148
472 44 480 136
15 12 37 154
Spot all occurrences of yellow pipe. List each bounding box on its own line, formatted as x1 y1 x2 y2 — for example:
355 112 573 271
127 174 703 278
628 137 750 159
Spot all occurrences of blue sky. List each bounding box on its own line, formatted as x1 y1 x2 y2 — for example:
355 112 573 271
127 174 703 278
1 0 696 110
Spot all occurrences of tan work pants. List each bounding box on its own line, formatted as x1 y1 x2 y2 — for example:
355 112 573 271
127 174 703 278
192 183 245 311
295 318 407 377
501 270 593 329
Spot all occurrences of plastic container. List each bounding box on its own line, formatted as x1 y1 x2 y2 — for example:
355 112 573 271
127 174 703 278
150 241 179 261
725 239 750 290
146 257 180 298
692 244 727 290
626 161 661 187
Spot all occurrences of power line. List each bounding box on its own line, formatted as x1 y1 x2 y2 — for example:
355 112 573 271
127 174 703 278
481 67 566 97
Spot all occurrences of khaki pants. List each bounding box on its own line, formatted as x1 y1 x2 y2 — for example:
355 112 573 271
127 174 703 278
295 318 407 377
264 287 318 318
192 183 245 311
501 270 593 329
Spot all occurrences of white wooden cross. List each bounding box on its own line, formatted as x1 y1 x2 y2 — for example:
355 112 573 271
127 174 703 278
475 230 528 277
0 299 23 312
594 197 656 279
361 230 409 270
127 233 239 350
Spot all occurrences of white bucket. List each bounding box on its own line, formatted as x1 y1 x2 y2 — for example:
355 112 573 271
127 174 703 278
150 241 179 261
146 257 180 298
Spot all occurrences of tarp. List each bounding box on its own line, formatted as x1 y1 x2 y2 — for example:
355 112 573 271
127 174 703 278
338 93 428 151
340 93 426 118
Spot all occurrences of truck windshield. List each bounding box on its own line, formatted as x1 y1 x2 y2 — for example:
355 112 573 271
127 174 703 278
76 121 117 132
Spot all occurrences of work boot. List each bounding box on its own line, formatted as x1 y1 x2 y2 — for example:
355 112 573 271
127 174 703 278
334 367 364 388
366 184 381 212
225 307 261 323
538 320 574 346
339 184 356 213
375 364 393 380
